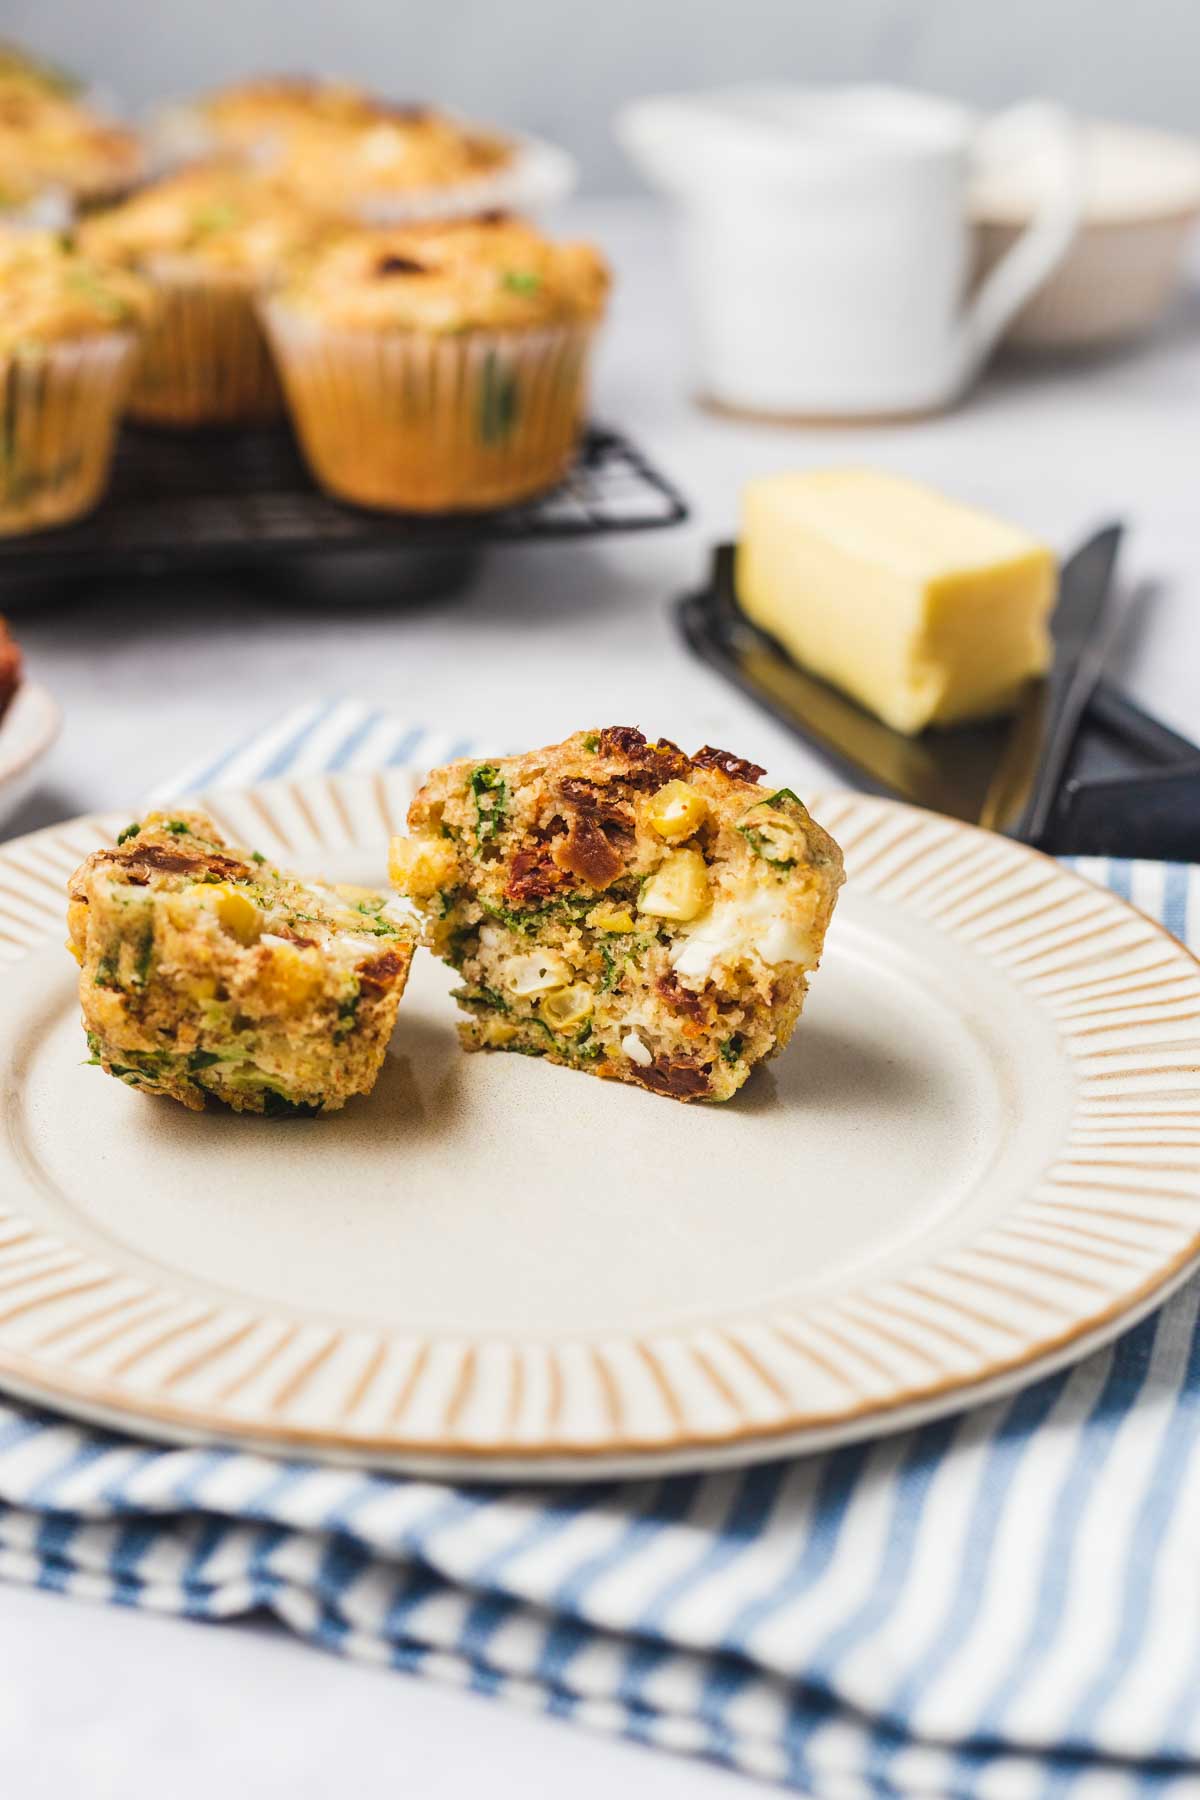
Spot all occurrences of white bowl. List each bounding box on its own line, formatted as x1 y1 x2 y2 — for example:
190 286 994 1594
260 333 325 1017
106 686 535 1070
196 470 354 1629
971 118 1200 350
0 683 62 836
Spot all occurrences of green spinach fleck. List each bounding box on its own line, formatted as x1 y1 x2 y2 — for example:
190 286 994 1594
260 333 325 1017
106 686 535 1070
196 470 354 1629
736 789 805 869
478 352 520 444
260 1090 323 1119
93 954 120 989
469 765 508 850
501 269 542 296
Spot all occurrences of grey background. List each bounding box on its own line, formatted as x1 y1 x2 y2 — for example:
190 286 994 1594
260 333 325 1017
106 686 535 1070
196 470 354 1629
6 0 1198 193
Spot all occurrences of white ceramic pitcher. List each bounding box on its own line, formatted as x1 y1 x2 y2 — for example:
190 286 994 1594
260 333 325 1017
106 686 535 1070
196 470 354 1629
617 86 1083 417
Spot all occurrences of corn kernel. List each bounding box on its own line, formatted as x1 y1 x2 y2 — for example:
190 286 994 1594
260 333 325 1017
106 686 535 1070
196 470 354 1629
183 974 218 1001
638 848 711 922
257 941 323 1010
540 984 593 1031
479 1016 521 1046
389 833 458 899
210 883 261 945
646 779 708 842
66 899 88 963
588 903 635 933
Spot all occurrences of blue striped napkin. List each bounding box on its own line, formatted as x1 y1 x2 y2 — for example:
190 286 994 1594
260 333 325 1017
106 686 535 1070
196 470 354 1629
6 699 1200 1799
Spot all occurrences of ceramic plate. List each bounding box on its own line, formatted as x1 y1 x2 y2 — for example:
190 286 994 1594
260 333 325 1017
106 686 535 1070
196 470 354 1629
0 772 1198 1480
0 682 61 832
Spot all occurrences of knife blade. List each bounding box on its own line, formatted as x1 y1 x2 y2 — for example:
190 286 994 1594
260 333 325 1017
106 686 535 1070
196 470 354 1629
980 522 1123 842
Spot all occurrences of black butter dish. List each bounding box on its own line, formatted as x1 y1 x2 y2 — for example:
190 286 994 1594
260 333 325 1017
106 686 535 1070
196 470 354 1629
678 544 1200 863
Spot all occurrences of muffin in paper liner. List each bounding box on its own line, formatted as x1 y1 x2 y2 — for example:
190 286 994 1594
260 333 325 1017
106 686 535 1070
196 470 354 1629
78 170 339 428
147 84 575 224
260 301 595 512
0 333 138 537
127 260 283 427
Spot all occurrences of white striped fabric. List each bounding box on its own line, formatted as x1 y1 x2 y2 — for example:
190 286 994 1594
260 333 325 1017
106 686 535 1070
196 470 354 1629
2 700 1196 1799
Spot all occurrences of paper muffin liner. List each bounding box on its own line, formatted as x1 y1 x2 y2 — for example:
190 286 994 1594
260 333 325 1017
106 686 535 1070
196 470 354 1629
0 333 138 538
260 302 596 512
128 261 283 427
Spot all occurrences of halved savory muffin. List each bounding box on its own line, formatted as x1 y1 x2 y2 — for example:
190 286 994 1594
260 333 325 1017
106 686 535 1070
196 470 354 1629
68 810 413 1115
390 728 844 1102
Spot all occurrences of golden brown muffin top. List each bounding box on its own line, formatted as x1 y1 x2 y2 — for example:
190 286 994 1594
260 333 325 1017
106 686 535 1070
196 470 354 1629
165 77 512 206
0 228 153 353
193 75 381 147
79 166 334 282
268 107 512 208
271 214 609 333
0 81 143 209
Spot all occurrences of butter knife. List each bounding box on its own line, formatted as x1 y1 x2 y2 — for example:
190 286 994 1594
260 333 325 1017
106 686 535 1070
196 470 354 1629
979 523 1123 840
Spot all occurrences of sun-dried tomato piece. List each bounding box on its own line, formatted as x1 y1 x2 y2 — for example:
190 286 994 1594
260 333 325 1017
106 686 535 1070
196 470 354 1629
633 1056 711 1099
359 948 408 990
505 846 569 905
596 727 690 788
654 972 709 1023
552 813 624 888
691 745 767 783
104 843 251 883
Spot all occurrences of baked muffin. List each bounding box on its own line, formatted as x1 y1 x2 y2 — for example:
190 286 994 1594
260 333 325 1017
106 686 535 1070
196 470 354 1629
80 166 332 425
0 54 143 215
0 229 151 535
260 213 609 511
152 76 524 223
68 810 413 1116
390 728 844 1102
149 75 381 171
268 103 514 222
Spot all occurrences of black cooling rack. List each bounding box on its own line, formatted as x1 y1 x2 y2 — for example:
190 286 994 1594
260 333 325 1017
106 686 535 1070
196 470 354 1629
0 423 688 585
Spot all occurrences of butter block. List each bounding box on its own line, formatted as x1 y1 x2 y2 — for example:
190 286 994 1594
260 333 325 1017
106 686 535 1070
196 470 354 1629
735 468 1057 735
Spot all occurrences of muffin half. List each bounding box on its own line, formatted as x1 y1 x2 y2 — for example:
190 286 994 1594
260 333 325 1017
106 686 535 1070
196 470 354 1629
390 729 844 1102
80 166 332 425
0 229 151 535
68 810 413 1115
260 213 609 511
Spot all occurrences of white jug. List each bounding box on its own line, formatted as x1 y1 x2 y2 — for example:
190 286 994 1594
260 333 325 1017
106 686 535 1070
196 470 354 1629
617 86 1084 418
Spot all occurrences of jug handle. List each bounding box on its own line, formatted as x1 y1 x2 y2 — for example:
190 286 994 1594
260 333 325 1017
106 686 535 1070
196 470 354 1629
958 102 1084 382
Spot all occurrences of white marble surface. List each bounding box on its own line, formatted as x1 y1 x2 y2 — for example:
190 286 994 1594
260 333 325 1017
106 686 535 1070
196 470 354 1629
3 197 1199 1795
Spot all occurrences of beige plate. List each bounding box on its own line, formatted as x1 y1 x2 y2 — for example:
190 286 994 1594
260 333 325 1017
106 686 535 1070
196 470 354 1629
0 683 61 834
1 772 1198 1480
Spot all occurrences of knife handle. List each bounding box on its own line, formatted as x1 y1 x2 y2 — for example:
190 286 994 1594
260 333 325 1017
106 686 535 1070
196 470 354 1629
1054 762 1200 862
